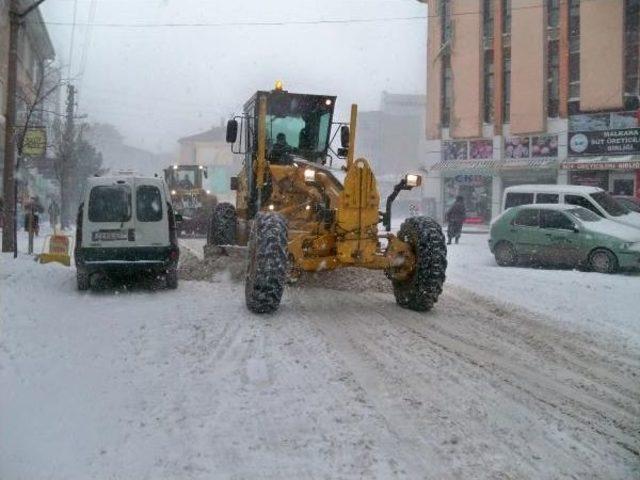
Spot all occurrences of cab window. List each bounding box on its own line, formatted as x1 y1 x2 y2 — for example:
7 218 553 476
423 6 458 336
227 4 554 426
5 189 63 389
136 185 163 222
88 185 131 223
513 209 539 227
536 193 559 204
505 192 534 209
565 194 603 217
540 210 575 230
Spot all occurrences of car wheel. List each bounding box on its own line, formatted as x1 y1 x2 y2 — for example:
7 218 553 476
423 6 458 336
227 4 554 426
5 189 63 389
494 241 517 267
77 268 90 291
166 267 179 289
589 248 618 274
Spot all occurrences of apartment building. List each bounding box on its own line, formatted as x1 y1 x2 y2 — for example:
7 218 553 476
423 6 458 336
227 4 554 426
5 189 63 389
421 0 640 223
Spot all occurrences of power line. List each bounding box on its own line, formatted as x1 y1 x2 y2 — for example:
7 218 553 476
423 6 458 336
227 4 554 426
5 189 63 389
30 3 551 29
66 0 78 78
34 15 429 29
76 0 98 106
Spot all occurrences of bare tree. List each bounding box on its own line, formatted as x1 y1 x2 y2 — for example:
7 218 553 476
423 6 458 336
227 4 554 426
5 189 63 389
8 61 65 256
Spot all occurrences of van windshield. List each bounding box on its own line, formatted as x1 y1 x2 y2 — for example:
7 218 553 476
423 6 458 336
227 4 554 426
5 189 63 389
590 192 629 217
88 185 132 222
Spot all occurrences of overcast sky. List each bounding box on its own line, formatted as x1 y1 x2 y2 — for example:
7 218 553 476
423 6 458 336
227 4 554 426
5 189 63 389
40 0 427 154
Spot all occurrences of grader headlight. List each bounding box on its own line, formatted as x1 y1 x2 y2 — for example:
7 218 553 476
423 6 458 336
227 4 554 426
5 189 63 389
405 174 422 188
304 168 317 183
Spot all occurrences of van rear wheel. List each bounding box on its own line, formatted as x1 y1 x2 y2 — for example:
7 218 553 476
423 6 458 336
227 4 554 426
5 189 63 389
166 267 179 289
77 268 90 291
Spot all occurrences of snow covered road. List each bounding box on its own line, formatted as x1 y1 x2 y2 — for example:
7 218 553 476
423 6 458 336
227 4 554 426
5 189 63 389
1 235 639 479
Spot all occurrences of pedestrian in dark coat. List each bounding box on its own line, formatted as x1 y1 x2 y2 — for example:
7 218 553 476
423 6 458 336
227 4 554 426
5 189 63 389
446 195 466 245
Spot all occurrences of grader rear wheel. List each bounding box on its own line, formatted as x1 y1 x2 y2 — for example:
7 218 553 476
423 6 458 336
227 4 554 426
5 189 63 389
392 216 447 312
208 202 237 246
245 212 289 314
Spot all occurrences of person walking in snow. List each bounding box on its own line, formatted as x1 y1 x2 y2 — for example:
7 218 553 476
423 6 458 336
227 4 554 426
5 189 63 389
446 195 466 245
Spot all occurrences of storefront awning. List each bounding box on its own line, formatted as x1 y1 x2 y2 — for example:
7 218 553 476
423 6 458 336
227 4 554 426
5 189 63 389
430 157 558 172
430 159 499 171
498 157 559 170
561 155 640 170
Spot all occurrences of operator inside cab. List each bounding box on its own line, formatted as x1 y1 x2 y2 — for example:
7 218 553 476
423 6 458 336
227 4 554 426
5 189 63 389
269 132 293 164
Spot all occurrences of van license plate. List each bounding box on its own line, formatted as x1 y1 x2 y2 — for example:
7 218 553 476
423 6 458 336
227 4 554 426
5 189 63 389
92 230 128 241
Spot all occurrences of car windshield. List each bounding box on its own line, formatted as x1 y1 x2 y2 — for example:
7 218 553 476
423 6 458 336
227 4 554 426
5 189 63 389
567 207 602 222
590 192 629 217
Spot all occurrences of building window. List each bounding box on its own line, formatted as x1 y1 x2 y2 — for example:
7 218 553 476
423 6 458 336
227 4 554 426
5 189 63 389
625 0 640 97
483 0 494 41
548 40 560 117
568 0 580 102
441 56 452 128
440 0 453 128
503 47 511 122
440 0 452 44
484 50 494 123
502 0 511 35
547 0 560 29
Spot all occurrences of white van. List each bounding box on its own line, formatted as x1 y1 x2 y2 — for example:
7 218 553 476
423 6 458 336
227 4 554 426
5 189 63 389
74 175 181 290
501 185 640 229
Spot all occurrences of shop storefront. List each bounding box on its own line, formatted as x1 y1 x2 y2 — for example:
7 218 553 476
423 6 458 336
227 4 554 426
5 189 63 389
443 174 492 224
562 156 640 198
435 138 496 224
566 111 640 198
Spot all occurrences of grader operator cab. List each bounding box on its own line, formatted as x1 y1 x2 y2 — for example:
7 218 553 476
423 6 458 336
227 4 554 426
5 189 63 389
164 164 217 237
205 83 447 313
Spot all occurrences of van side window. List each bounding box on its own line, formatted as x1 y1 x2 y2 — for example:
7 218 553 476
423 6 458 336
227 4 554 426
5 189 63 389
540 210 574 230
536 193 559 204
513 209 540 227
565 194 603 217
505 192 534 209
136 186 163 222
89 186 131 222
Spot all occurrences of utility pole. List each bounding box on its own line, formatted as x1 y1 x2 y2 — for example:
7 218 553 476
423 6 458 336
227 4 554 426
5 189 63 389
60 84 75 229
1 0 50 254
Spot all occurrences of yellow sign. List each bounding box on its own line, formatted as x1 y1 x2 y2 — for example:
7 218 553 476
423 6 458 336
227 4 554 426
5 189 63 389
22 127 47 157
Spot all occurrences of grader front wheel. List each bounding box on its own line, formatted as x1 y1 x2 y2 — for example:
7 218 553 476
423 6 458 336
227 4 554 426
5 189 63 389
392 216 447 312
245 212 289 314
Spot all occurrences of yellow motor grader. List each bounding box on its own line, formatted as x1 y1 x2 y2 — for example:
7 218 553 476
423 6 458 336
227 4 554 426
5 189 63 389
205 83 447 313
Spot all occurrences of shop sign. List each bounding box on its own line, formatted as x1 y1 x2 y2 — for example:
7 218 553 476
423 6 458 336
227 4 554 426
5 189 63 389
17 126 47 157
568 128 640 156
561 159 640 170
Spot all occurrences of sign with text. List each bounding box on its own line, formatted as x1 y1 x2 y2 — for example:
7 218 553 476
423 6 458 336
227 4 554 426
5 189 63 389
568 128 640 156
20 127 47 157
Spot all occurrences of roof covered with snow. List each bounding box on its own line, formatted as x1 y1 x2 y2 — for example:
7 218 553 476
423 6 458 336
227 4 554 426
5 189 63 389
504 184 603 194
